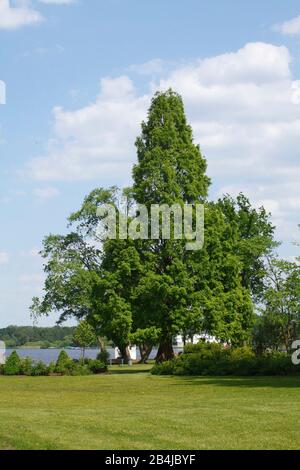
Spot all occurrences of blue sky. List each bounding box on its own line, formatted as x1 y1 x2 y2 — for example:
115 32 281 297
1 0 300 327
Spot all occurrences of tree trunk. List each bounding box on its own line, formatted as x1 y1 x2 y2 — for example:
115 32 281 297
81 347 85 363
156 336 174 363
138 344 153 364
97 336 105 353
119 346 131 364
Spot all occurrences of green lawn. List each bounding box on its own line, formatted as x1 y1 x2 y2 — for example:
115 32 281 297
0 366 300 450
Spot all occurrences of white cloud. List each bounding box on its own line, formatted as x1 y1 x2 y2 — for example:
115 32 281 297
0 0 43 30
0 252 9 265
159 43 300 243
167 42 291 86
26 42 300 244
28 76 149 181
275 15 300 36
33 186 60 199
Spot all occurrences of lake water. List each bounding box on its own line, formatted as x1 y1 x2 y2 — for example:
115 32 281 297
5 347 183 364
6 348 102 364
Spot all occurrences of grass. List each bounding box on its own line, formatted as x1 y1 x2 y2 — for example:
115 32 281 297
0 366 300 450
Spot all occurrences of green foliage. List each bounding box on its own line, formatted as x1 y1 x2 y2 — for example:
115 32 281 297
3 351 21 376
20 357 34 376
133 89 210 206
30 231 102 324
73 321 97 360
31 361 49 377
217 194 276 300
88 359 107 374
151 342 299 376
252 313 283 355
259 258 300 352
91 287 133 359
96 350 110 365
53 352 92 376
130 327 161 363
69 364 92 376
31 89 275 363
47 361 56 375
0 351 106 377
0 325 77 349
55 350 73 374
130 327 161 345
30 187 133 361
132 90 212 360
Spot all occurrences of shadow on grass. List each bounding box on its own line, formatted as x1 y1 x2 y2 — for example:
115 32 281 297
109 366 153 375
167 375 300 389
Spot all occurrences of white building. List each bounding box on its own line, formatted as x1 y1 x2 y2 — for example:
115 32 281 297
114 345 137 361
174 334 218 348
0 341 6 365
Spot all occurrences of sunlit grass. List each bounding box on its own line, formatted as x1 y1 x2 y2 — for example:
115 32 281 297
0 368 300 450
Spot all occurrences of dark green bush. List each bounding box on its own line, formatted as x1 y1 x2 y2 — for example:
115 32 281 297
184 341 225 355
97 350 110 365
55 350 73 374
55 353 94 375
0 350 108 377
151 343 300 377
65 364 89 376
151 360 176 376
31 361 49 376
88 359 107 374
20 357 34 376
47 361 56 375
3 351 21 375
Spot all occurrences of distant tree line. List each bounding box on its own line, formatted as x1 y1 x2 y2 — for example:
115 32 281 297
0 325 82 348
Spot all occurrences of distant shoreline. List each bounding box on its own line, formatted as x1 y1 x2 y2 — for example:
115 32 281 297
9 346 95 350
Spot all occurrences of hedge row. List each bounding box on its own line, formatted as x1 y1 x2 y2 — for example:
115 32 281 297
0 350 107 376
151 343 300 376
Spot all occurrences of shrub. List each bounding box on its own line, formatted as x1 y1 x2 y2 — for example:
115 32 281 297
21 357 34 376
47 361 56 375
97 350 110 365
31 361 49 376
151 343 300 377
3 351 21 376
151 360 176 375
0 350 108 377
184 341 224 355
82 357 92 365
70 364 92 376
88 359 107 374
55 350 73 375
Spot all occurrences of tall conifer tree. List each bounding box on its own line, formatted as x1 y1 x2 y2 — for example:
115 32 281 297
133 89 210 206
132 90 210 360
